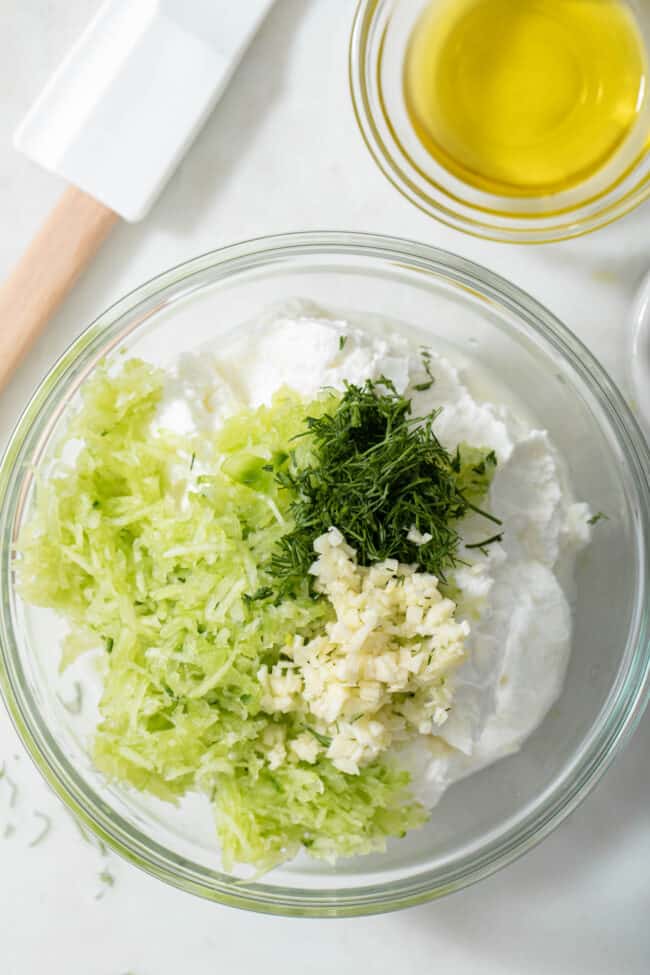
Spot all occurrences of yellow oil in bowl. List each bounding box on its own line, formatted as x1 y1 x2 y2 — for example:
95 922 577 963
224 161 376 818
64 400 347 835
404 0 648 197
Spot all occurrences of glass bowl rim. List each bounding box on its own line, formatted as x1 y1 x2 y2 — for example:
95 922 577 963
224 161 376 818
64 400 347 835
0 230 648 917
348 0 650 244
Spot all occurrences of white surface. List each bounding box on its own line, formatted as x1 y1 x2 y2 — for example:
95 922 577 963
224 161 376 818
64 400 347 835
14 0 276 220
0 1 648 973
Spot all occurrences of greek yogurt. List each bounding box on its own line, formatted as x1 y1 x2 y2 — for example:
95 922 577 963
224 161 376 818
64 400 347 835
158 302 591 812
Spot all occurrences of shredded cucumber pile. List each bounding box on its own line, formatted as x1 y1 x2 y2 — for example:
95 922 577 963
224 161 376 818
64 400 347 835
18 361 427 869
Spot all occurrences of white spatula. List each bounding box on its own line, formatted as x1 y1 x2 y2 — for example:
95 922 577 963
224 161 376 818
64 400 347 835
0 0 275 391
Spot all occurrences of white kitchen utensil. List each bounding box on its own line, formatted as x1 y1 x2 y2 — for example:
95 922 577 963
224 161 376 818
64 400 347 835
0 0 275 391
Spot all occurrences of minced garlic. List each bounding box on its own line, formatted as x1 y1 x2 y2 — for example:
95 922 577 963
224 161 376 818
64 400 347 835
257 527 468 774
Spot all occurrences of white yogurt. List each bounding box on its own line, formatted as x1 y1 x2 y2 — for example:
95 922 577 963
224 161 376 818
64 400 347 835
159 303 591 811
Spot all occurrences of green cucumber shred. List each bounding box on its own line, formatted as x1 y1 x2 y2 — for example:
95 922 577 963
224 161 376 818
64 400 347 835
17 361 427 870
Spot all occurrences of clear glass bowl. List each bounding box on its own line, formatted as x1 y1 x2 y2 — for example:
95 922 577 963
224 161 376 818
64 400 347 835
349 0 650 243
0 232 648 916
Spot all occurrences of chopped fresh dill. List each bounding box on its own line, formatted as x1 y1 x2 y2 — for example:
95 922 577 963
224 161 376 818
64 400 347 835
3 823 15 839
242 586 274 604
58 681 83 715
588 511 608 526
305 727 332 748
465 532 504 551
271 378 500 593
413 349 435 391
339 335 348 351
190 452 196 471
28 811 52 847
105 637 114 654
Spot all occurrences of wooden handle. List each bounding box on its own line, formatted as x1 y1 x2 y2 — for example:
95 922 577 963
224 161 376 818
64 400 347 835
0 186 118 391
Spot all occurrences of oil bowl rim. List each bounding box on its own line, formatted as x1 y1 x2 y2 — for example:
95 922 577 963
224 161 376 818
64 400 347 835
349 0 650 244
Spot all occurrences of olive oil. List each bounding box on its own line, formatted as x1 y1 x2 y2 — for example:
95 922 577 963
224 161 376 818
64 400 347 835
404 0 648 196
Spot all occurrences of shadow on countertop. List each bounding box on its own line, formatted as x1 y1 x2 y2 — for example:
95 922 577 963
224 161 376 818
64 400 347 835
535 200 650 295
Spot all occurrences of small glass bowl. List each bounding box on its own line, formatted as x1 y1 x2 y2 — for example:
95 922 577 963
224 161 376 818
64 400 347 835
349 0 650 243
0 232 648 916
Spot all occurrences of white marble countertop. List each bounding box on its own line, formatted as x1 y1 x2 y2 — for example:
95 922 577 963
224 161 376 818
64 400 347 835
1 2 648 973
